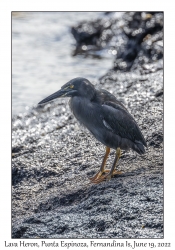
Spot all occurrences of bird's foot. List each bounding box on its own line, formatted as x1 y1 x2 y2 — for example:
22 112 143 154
90 170 123 184
89 169 111 182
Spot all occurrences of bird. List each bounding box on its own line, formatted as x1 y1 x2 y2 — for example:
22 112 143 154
38 77 147 183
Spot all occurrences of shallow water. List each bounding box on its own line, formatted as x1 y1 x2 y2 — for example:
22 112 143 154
12 12 116 115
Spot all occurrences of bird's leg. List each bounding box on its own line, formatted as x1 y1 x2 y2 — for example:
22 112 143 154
111 147 123 176
89 147 110 181
92 147 122 184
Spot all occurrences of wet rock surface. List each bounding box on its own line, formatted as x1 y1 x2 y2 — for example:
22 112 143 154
12 12 163 238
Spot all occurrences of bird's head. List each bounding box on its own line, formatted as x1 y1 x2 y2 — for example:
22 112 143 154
38 77 95 105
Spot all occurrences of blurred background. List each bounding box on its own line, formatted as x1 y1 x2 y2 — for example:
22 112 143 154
12 12 119 115
12 12 163 116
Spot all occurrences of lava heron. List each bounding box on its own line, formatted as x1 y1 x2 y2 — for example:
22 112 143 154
38 77 147 183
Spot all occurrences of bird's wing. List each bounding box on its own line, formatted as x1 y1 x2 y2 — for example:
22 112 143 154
95 89 128 111
101 101 147 147
103 100 128 112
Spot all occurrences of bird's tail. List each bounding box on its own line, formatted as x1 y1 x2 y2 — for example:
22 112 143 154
134 141 146 155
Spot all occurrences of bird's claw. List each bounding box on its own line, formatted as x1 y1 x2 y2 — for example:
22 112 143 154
90 170 123 184
89 169 111 182
89 172 102 181
91 173 112 184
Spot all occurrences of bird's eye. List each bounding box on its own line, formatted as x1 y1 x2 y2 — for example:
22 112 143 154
69 85 74 89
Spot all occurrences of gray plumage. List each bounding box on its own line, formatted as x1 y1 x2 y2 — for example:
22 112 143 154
39 77 147 155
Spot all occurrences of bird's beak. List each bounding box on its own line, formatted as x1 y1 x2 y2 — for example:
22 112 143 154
38 88 75 105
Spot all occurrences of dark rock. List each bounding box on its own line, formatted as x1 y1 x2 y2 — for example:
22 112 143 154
12 146 24 153
114 12 163 71
71 12 163 72
155 88 163 97
12 227 28 238
149 132 163 148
